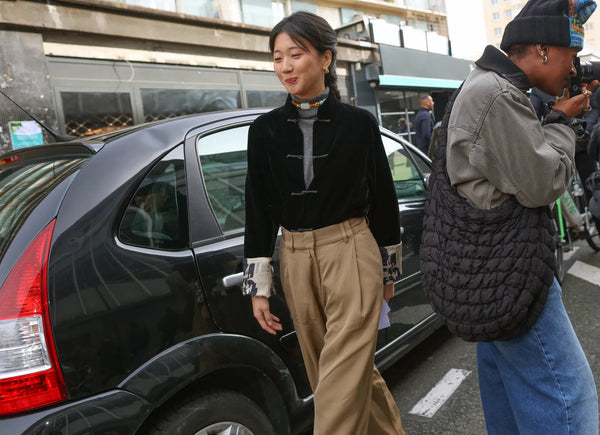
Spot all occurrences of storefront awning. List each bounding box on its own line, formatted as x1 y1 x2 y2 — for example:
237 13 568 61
378 74 463 89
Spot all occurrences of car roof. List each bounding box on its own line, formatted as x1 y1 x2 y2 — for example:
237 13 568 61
1 107 424 162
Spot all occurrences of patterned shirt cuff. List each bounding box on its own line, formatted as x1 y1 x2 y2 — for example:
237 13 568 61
242 257 275 298
380 243 402 285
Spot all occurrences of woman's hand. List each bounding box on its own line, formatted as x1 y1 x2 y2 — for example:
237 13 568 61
252 296 283 335
553 80 599 118
383 283 395 303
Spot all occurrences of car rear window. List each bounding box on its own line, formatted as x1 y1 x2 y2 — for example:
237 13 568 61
0 156 89 262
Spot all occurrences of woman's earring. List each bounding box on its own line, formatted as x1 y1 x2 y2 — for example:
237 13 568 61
541 51 548 64
325 67 330 74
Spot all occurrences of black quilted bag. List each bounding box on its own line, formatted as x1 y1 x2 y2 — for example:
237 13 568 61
420 86 556 342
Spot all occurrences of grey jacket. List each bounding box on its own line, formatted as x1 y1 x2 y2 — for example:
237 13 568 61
447 52 575 210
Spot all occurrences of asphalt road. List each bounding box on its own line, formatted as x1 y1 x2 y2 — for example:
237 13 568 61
384 239 600 434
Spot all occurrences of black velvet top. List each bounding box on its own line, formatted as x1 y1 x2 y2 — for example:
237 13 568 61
243 90 401 259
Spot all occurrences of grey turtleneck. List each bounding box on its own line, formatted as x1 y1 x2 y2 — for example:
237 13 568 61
292 88 329 188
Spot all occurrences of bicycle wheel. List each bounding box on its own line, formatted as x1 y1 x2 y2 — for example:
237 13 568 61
551 204 566 283
572 184 600 251
586 215 600 251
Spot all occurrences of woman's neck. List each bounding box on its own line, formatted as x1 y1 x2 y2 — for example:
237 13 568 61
292 88 329 103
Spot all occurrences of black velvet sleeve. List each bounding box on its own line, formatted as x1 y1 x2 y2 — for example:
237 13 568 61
243 120 280 259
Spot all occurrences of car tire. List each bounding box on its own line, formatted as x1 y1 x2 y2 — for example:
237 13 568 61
147 390 277 435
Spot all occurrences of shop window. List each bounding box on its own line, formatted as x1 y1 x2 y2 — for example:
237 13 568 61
377 89 421 144
61 91 133 137
141 89 240 122
119 146 188 250
246 91 287 108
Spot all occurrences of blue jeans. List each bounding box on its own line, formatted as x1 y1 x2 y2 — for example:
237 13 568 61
477 278 598 435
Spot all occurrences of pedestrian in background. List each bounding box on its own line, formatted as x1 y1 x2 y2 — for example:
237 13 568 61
397 117 408 135
242 11 404 435
421 0 599 433
413 94 435 154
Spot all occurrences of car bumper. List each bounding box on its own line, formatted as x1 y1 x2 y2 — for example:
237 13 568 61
0 389 151 434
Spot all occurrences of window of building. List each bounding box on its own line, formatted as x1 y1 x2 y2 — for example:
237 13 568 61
181 0 219 17
111 0 176 12
505 9 512 18
119 146 188 250
383 14 405 26
141 89 240 122
494 27 502 36
318 5 341 28
491 0 498 4
272 1 286 22
409 19 429 31
291 0 317 13
241 0 275 27
181 0 242 20
493 12 500 20
428 0 445 13
340 8 362 25
197 126 250 232
61 91 134 137
406 0 428 9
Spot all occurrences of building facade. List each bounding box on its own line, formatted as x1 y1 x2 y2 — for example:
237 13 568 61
483 0 600 58
0 0 472 152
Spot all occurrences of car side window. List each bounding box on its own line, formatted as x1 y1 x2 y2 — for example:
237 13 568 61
119 146 188 250
382 136 426 199
196 125 249 233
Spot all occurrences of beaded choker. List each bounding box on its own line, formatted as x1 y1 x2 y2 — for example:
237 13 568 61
291 98 327 110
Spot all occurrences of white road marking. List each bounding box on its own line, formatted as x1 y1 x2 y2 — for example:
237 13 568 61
563 246 580 261
409 368 471 418
568 260 600 285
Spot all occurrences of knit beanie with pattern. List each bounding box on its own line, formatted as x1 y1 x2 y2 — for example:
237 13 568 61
500 0 597 52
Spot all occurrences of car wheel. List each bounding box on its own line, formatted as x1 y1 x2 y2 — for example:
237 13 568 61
148 390 277 435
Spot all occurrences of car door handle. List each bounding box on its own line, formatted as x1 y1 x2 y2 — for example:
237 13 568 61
222 272 243 288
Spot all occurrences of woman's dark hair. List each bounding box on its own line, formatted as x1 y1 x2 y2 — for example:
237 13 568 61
269 11 340 100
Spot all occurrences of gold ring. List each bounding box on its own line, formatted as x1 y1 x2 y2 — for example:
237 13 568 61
584 90 591 97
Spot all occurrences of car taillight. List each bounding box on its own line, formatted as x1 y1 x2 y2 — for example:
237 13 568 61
0 220 67 415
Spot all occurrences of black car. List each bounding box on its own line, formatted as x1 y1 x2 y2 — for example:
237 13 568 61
0 109 439 434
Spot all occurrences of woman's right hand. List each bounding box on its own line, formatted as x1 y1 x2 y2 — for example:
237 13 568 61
252 296 283 335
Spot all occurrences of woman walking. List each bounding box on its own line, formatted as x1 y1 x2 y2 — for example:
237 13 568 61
242 11 405 435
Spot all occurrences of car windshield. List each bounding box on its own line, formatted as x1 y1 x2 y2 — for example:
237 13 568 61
0 156 89 262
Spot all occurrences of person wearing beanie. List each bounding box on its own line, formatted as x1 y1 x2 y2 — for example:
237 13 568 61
421 0 599 433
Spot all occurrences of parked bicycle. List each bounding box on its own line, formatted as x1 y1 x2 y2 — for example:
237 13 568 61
552 168 600 282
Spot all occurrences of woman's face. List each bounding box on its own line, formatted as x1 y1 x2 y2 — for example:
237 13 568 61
272 31 331 100
536 46 579 96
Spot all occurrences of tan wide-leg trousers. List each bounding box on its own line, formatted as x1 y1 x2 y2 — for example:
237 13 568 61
280 218 404 435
